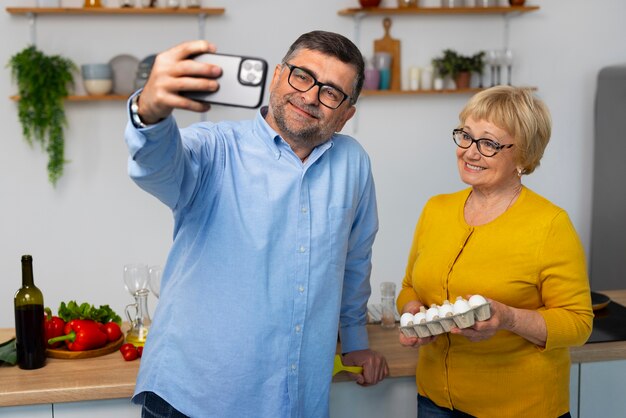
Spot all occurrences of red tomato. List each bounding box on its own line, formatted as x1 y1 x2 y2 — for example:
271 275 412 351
102 322 122 342
137 346 143 358
120 343 136 354
122 347 138 361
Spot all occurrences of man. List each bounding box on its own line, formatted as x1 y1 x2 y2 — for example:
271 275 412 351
125 31 388 418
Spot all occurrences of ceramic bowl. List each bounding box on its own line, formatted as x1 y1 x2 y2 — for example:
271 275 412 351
84 79 113 95
81 63 113 80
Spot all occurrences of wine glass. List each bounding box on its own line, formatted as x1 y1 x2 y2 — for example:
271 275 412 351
502 49 514 85
148 265 162 298
123 263 149 296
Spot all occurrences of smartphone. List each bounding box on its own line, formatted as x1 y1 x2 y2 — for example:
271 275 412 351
181 52 268 109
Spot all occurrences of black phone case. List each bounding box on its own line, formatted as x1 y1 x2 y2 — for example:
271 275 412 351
182 53 268 109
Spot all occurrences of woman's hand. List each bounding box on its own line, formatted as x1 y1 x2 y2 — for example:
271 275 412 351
398 300 437 348
399 332 437 348
450 298 547 346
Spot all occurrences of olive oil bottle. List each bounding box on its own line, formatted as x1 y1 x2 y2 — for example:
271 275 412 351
14 255 46 369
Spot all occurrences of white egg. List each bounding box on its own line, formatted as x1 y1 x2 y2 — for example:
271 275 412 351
400 312 415 327
468 294 488 307
453 296 471 314
426 304 440 321
413 311 427 324
438 300 454 317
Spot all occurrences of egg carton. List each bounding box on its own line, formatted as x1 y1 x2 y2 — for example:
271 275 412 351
399 302 491 338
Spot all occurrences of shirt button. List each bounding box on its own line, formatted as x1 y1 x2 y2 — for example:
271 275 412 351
299 286 305 293
291 364 297 371
299 246 306 253
295 325 301 332
301 206 308 213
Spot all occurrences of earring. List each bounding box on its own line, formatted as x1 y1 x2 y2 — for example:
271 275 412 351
517 168 524 177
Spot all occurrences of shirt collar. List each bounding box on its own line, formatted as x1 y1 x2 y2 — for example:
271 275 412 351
254 106 334 163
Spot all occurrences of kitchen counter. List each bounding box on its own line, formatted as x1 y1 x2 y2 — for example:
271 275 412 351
1 289 626 408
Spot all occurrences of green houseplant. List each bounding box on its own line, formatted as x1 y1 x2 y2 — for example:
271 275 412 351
8 45 76 186
432 49 485 89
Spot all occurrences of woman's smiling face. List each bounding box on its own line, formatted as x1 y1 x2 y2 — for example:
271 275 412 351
456 116 518 192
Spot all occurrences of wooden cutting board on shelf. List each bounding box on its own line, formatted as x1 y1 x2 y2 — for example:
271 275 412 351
374 17 401 91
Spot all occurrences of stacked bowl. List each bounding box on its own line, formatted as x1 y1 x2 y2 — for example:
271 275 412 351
81 63 113 95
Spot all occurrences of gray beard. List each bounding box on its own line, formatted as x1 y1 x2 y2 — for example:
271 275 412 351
270 94 333 148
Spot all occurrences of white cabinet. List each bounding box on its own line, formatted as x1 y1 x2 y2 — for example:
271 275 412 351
53 399 140 418
330 366 581 418
330 376 416 418
578 360 626 418
0 404 52 418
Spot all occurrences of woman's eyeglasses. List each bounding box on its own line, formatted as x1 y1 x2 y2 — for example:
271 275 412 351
452 129 514 157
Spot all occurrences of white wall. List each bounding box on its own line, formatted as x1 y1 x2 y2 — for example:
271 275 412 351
1 0 625 327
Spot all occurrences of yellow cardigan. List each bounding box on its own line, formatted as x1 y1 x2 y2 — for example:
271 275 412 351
397 187 593 418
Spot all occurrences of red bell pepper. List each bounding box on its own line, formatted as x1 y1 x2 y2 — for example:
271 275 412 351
48 319 108 351
44 307 66 348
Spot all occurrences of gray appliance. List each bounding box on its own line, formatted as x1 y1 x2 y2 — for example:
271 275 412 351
590 64 626 290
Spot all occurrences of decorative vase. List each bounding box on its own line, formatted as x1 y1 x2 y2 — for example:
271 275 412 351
37 0 60 6
509 0 525 5
359 0 382 7
454 71 471 89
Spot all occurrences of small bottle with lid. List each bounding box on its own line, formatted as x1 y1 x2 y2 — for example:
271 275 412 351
14 255 46 369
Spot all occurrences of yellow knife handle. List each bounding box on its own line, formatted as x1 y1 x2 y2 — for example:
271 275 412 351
342 365 363 374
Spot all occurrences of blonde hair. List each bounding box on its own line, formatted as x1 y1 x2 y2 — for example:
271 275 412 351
458 86 551 174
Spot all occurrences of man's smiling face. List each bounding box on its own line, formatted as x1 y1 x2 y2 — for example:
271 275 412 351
265 49 356 159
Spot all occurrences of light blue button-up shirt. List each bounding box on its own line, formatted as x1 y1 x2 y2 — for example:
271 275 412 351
125 107 378 418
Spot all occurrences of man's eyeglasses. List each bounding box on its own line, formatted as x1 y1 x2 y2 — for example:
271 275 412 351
283 63 350 110
452 129 514 157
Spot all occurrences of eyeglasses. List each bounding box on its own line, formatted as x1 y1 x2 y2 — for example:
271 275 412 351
283 63 350 110
452 129 514 157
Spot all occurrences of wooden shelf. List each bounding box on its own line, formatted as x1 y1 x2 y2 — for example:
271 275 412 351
338 6 539 16
11 94 129 102
360 86 537 97
6 6 225 16
362 87 483 96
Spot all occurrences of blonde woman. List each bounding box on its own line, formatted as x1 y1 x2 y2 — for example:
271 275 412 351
398 86 593 418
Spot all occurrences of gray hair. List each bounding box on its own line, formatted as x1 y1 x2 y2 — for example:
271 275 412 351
282 31 364 105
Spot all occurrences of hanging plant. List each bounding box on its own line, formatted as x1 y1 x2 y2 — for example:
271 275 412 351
8 45 76 186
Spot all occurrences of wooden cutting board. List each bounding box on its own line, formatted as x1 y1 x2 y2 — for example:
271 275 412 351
374 17 401 91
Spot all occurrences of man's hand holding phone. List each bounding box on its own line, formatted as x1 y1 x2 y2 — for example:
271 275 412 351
135 40 222 124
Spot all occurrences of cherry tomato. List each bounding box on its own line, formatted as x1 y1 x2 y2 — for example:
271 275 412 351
120 343 136 354
122 347 138 361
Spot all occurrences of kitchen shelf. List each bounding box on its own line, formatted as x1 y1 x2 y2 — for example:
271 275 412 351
10 94 128 102
6 7 225 16
338 6 539 16
360 86 537 97
362 87 483 96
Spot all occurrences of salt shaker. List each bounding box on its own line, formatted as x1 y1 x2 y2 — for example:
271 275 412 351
380 282 397 329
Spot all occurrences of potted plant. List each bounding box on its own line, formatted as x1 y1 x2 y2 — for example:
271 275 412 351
8 45 76 186
431 49 485 89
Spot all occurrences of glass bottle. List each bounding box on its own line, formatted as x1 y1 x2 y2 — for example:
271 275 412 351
14 255 46 369
125 288 151 346
380 282 397 329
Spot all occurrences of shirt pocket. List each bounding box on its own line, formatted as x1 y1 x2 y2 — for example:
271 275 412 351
329 207 353 267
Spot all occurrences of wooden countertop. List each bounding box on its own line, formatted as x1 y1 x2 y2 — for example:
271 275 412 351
1 290 625 407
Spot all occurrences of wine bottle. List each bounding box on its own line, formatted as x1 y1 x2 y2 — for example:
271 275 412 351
14 254 46 369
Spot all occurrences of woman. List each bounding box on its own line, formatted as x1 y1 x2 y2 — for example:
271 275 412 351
397 86 593 418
